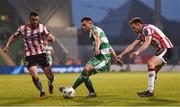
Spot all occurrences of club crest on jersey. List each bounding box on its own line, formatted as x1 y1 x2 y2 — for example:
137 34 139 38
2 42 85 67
143 29 149 36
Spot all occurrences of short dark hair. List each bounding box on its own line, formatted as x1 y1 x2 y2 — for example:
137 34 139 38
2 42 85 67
81 16 92 22
30 11 39 16
129 17 143 25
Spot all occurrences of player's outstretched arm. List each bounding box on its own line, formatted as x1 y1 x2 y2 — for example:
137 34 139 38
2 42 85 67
135 36 152 55
117 40 141 59
110 46 118 59
4 35 16 53
130 36 152 60
109 47 124 66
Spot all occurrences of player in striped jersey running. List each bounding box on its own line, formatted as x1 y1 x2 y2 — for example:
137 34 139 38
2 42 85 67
117 17 174 97
4 12 55 97
60 16 123 97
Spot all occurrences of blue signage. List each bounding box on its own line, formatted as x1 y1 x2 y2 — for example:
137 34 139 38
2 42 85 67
0 65 84 74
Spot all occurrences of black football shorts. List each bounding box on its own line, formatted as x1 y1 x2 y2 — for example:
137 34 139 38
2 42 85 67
25 53 50 69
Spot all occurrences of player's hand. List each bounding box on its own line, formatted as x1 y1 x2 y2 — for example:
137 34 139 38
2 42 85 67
116 54 123 60
47 38 55 43
3 47 8 53
116 59 124 67
130 51 139 61
47 34 55 42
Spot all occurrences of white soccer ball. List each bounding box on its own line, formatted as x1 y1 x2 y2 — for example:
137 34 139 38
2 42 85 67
62 87 75 98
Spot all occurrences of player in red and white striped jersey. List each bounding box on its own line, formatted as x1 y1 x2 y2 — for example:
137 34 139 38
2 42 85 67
117 17 174 97
4 12 55 97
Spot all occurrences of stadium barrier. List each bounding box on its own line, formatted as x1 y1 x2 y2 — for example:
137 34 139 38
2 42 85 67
0 65 84 74
0 64 180 74
110 64 180 72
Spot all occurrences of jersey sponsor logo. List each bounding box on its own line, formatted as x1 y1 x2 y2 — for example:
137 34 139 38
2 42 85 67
143 29 149 36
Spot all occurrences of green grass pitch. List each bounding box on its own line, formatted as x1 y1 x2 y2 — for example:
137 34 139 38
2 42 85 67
0 72 180 106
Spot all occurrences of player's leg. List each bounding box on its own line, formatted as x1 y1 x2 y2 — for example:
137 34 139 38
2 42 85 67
147 56 163 92
59 66 90 94
83 64 97 96
26 56 45 97
38 54 54 94
29 66 45 97
155 63 164 80
155 48 174 76
42 66 54 94
71 58 99 97
72 57 95 90
84 59 110 97
137 48 174 97
72 64 94 90
137 56 163 97
155 63 164 74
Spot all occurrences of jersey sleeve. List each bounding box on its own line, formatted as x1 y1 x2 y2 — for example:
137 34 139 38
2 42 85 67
136 34 145 44
143 27 153 36
43 25 50 36
13 26 21 37
91 27 100 37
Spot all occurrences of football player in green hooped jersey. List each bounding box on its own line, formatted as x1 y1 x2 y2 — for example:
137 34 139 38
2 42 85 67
44 40 55 66
60 16 123 97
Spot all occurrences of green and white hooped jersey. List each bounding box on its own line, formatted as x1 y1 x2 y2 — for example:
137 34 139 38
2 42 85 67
44 45 53 65
89 26 112 61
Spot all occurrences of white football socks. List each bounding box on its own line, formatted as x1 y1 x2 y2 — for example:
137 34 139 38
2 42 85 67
147 71 156 93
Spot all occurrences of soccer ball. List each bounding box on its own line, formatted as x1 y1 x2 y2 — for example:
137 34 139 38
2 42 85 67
61 87 75 98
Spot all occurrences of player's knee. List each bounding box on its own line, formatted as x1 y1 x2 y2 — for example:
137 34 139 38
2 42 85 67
147 62 155 69
84 65 93 72
81 69 88 77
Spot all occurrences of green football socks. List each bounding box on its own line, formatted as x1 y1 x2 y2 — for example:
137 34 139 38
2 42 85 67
72 70 95 93
84 78 95 93
72 75 84 89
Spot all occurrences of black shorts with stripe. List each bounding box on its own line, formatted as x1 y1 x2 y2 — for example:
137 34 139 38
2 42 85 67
25 53 50 69
155 48 174 63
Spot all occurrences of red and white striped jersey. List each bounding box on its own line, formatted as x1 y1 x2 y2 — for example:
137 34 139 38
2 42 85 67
13 24 50 56
137 24 174 50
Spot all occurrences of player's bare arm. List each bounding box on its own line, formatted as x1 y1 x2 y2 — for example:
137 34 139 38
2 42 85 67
117 39 141 59
136 36 152 54
110 47 124 66
93 29 101 55
130 36 152 60
110 46 117 58
4 35 16 53
47 34 55 42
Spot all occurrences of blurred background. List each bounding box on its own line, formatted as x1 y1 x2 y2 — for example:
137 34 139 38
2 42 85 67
0 0 180 73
